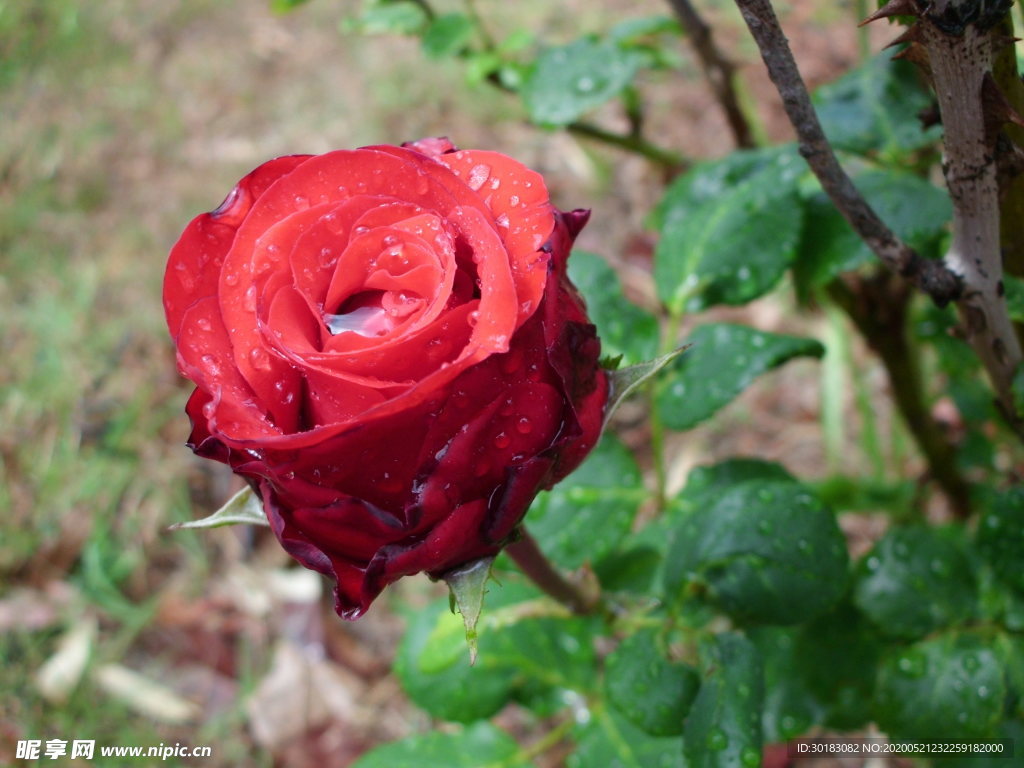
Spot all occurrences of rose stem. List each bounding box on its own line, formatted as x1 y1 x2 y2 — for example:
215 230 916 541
505 530 599 615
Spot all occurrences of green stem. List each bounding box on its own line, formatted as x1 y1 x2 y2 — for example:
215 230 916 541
566 121 687 172
513 718 575 765
505 529 600 614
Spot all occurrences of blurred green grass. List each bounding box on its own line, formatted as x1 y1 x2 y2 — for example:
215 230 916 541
0 0 621 762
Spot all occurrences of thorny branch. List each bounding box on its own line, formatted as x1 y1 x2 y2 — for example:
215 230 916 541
666 0 756 149
732 0 963 306
733 0 1024 433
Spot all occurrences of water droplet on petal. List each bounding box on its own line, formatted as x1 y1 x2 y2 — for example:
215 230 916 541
249 346 272 371
467 311 480 328
494 432 511 449
515 417 533 434
467 164 490 191
196 317 212 332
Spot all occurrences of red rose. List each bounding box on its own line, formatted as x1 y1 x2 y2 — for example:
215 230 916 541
164 138 608 618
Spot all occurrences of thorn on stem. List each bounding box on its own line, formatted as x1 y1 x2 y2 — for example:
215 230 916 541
859 0 920 27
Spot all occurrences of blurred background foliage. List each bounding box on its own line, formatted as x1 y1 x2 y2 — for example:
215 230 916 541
3 0 1020 765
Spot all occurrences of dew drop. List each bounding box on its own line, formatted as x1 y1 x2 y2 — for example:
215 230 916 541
196 317 212 332
467 164 490 191
495 213 510 229
224 272 240 287
318 247 337 269
508 194 520 207
516 417 533 434
382 234 399 247
575 76 595 93
243 284 257 312
200 354 221 375
467 310 480 328
706 728 728 751
494 432 511 449
249 346 272 371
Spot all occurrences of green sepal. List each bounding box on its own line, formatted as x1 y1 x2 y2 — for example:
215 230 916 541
168 486 268 531
441 556 496 665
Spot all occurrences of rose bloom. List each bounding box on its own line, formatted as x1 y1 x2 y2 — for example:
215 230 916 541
164 138 608 618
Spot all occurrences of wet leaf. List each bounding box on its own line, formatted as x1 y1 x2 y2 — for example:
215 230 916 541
522 38 644 126
682 633 764 768
528 433 645 569
570 705 684 768
664 480 849 624
653 146 805 313
814 53 941 156
352 722 535 768
569 250 659 365
875 632 1005 741
657 323 824 432
605 629 699 737
748 627 826 742
421 13 474 58
853 525 977 640
976 486 1024 593
395 597 518 723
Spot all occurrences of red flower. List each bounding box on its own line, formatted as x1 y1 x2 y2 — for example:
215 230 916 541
164 138 608 618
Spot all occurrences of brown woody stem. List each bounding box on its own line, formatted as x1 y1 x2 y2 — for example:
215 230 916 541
505 530 599 614
666 0 756 148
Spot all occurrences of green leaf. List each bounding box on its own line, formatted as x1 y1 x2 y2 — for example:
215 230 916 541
677 458 795 512
344 1 429 36
168 486 268 530
683 633 763 768
351 722 535 768
570 705 683 768
522 38 644 126
593 545 662 593
853 525 977 640
608 15 682 44
653 146 805 312
748 627 826 742
270 0 312 12
568 250 659 365
664 480 849 624
874 632 1006 741
394 598 518 722
791 601 884 731
657 324 825 431
605 630 700 737
976 486 1024 593
421 12 475 58
442 556 495 665
793 168 952 297
814 53 941 156
527 433 645 569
